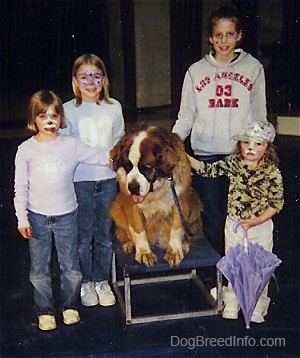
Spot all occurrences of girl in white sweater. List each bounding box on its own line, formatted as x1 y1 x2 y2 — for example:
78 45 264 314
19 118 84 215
61 54 125 307
172 4 267 255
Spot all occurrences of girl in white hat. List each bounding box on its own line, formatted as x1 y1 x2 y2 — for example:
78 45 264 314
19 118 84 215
189 120 284 324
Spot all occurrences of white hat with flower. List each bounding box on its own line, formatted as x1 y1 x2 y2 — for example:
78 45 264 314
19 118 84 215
233 121 276 143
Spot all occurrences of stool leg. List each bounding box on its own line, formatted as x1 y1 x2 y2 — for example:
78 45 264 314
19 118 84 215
216 269 223 312
124 275 132 324
111 252 116 284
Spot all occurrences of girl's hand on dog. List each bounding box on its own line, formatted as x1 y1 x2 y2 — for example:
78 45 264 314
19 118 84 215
18 227 32 239
109 150 114 169
187 154 201 172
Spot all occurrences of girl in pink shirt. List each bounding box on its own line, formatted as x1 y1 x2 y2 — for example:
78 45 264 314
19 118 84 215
14 90 108 331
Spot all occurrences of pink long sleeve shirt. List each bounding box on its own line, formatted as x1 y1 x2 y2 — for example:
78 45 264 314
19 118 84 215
14 135 109 228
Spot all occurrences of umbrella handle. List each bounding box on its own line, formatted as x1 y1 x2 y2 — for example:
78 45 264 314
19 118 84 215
233 220 248 253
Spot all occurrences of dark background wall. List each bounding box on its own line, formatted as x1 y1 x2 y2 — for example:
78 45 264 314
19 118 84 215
0 0 110 126
0 0 299 128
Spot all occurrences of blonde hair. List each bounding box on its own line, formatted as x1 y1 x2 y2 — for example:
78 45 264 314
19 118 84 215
71 53 112 106
27 90 66 133
233 141 279 167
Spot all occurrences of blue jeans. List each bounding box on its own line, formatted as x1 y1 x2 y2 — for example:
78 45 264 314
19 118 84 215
74 179 117 283
193 155 229 255
28 209 82 315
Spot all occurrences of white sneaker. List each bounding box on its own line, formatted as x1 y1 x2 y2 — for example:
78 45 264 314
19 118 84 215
95 280 116 306
250 313 265 323
222 301 239 320
222 309 238 320
251 306 267 324
80 282 98 306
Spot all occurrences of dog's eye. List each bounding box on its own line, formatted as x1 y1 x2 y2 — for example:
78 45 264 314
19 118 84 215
139 164 153 174
123 160 133 173
139 163 157 181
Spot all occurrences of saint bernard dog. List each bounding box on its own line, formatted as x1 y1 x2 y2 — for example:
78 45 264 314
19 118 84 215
110 124 203 267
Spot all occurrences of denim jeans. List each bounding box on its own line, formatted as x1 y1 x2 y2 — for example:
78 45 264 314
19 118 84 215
193 155 229 255
28 209 82 315
74 178 117 283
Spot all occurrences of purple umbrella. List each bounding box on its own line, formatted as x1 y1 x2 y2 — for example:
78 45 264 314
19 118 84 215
217 221 282 329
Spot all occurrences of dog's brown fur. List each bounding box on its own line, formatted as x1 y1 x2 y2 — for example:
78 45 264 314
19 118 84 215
110 124 203 267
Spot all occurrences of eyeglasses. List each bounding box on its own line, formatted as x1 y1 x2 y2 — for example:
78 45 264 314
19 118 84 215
76 72 104 87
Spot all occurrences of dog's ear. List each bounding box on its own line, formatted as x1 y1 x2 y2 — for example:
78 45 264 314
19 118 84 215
110 135 131 171
109 146 120 171
150 127 182 163
155 151 175 178
147 127 184 178
150 133 176 178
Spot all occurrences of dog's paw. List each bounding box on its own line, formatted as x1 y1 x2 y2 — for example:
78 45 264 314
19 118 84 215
135 250 157 267
164 250 184 267
122 241 135 254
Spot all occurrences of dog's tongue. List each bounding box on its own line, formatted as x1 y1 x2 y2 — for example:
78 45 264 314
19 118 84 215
132 195 144 204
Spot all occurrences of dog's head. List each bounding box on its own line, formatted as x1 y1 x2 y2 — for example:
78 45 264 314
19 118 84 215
111 124 184 203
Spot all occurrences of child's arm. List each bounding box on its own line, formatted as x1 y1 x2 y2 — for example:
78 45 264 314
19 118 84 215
14 146 32 239
172 71 196 140
187 154 203 173
18 227 32 239
112 101 125 146
241 206 278 230
76 138 110 166
251 65 267 122
241 167 284 230
187 154 229 177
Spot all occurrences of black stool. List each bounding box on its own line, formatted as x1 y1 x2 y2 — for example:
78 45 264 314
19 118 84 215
112 239 223 325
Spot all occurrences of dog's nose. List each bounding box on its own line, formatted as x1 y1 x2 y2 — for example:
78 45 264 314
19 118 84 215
128 181 140 195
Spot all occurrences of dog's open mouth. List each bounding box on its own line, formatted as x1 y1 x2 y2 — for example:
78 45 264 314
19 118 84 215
131 195 145 204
